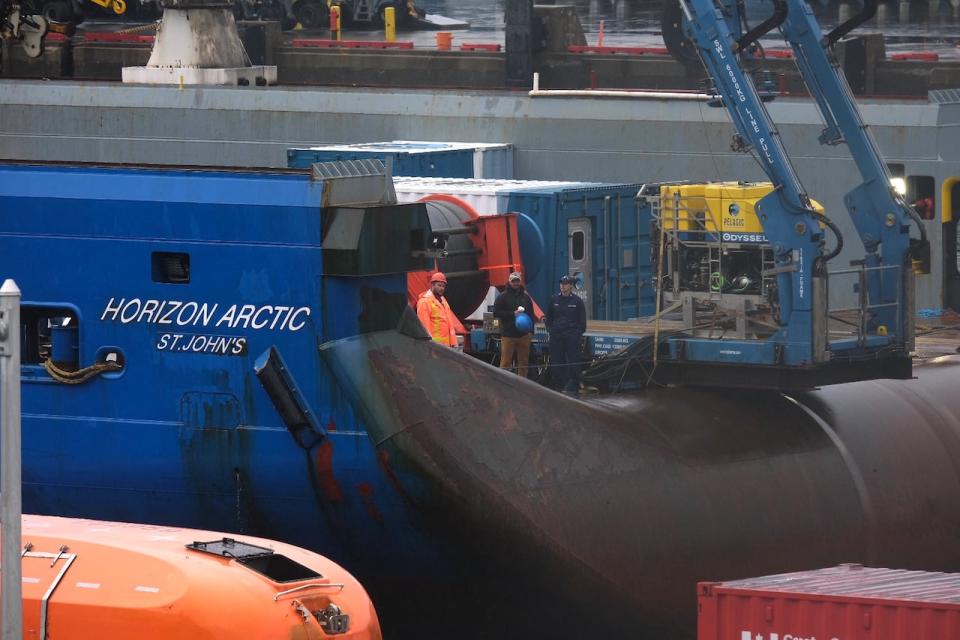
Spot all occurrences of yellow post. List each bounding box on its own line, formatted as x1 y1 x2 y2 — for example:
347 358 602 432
384 6 395 42
331 5 341 41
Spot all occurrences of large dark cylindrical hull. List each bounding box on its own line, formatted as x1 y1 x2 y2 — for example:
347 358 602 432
320 321 960 637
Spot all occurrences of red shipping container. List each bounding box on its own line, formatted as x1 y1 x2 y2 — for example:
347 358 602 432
699 564 960 640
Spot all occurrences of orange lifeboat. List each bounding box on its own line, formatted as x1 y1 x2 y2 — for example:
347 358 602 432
13 515 381 640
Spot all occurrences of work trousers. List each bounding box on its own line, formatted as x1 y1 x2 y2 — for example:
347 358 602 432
500 334 533 378
549 332 582 393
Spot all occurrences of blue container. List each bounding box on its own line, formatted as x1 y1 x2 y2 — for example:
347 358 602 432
287 141 514 179
393 178 653 321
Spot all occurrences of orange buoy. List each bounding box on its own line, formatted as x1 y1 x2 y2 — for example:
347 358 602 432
14 515 381 639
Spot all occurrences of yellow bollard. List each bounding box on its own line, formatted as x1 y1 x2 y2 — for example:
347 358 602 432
330 5 341 41
384 6 395 42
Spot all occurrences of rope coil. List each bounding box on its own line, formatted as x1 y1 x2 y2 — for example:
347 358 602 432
43 359 122 385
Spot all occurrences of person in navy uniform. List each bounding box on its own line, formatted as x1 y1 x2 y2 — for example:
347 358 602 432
545 275 587 395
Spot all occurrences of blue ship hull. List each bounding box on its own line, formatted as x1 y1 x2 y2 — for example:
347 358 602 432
3 162 465 599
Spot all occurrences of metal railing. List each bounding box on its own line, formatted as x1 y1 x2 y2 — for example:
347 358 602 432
827 263 903 347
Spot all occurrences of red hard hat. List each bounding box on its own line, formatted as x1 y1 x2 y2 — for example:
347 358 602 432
430 272 448 284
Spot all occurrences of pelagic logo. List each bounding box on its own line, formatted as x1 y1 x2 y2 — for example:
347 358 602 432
742 631 839 640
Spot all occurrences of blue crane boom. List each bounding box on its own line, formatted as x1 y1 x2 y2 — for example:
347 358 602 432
774 0 930 343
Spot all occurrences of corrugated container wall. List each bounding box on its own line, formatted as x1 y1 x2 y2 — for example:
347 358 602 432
393 177 652 320
287 141 514 179
699 565 960 640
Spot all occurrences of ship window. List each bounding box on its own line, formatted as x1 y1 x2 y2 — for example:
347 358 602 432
20 306 79 367
571 231 585 261
907 175 936 220
152 252 190 284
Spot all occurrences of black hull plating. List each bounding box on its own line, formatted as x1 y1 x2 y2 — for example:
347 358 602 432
320 323 960 638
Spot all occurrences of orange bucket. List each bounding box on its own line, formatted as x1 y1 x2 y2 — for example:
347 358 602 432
436 31 453 51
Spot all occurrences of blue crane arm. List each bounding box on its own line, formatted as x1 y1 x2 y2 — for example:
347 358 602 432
679 0 810 213
678 0 827 359
773 0 928 340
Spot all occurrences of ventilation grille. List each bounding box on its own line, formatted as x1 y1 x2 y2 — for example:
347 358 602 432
929 88 960 104
312 159 397 206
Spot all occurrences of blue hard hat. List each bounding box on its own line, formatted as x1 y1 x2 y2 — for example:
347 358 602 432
515 312 533 333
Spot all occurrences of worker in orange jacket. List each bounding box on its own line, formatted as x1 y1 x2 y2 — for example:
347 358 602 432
416 272 458 347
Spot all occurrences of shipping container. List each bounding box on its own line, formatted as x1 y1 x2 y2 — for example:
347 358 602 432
287 141 514 179
393 177 652 320
699 564 960 640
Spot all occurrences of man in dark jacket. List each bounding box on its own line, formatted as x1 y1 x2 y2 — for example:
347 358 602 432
493 271 537 377
545 275 587 395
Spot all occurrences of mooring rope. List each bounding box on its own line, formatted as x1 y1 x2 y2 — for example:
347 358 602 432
43 359 122 385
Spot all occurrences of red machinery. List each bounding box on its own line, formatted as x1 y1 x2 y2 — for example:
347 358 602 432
407 195 527 329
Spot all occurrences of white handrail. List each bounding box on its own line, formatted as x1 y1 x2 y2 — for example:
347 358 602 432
529 72 712 101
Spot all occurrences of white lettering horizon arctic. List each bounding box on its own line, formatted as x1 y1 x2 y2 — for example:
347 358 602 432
100 298 311 332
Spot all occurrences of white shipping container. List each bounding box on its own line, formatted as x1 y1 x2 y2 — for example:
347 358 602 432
393 177 589 215
291 141 514 179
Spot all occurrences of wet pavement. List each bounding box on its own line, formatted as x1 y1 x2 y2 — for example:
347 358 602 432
409 0 960 59
81 0 960 59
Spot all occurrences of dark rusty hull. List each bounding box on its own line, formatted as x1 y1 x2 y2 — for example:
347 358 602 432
320 319 960 637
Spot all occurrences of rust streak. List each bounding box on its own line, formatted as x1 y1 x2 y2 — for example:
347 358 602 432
377 449 413 502
356 483 384 523
312 440 344 502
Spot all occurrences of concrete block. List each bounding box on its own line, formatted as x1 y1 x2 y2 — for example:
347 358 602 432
1 39 70 79
121 65 277 86
72 43 150 80
238 20 283 66
534 4 586 53
835 32 885 94
276 49 504 88
533 52 690 90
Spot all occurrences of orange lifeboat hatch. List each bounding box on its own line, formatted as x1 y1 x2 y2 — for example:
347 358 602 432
12 515 381 640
